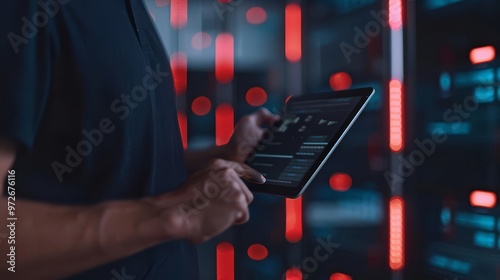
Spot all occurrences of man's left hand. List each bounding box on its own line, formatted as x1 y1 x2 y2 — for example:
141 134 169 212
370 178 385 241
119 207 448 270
223 108 280 163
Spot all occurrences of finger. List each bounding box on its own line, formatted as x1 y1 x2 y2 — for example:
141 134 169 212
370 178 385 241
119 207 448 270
250 108 280 127
257 128 273 143
248 126 266 144
222 161 266 184
221 189 249 224
238 163 266 184
235 210 250 224
212 159 265 184
227 170 254 204
230 192 250 224
218 168 254 204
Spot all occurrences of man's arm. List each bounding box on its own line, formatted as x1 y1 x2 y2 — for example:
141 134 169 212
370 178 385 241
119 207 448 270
0 139 259 279
0 140 185 279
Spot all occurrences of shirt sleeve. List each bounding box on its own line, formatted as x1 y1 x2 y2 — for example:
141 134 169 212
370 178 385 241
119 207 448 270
0 3 53 152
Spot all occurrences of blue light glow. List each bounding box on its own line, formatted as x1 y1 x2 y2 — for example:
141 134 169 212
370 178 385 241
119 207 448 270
474 231 496 249
306 189 383 227
333 0 376 14
427 122 471 135
474 86 495 103
441 207 451 225
440 72 451 92
454 69 494 88
425 0 465 10
454 212 495 231
428 254 471 274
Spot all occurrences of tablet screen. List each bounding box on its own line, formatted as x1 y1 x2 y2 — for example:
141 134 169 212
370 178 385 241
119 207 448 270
246 95 364 188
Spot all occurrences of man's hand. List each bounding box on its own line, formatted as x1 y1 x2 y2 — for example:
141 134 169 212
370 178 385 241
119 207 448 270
151 159 265 243
225 108 280 163
184 108 279 173
0 142 264 279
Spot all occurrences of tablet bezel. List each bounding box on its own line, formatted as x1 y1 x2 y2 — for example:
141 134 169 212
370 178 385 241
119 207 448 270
246 87 375 198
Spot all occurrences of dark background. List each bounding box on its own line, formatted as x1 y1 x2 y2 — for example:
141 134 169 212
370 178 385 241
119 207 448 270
145 0 500 279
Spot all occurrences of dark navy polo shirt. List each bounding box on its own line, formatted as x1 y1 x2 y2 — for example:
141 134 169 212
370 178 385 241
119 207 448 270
0 1 198 279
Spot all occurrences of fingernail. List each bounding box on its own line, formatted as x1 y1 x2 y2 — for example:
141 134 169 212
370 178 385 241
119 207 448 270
247 174 266 184
260 175 266 184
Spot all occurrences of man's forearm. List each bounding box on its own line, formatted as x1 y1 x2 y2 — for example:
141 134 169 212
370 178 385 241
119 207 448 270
0 196 182 279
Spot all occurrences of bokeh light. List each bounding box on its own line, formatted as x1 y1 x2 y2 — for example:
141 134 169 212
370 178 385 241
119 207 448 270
285 268 302 280
246 87 268 107
246 7 267 25
155 0 170 7
329 173 352 192
329 72 352 91
247 244 268 261
330 273 352 280
191 96 212 116
192 32 212 50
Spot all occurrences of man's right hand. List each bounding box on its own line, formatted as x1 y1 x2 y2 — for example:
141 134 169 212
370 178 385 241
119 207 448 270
149 159 265 244
0 142 264 279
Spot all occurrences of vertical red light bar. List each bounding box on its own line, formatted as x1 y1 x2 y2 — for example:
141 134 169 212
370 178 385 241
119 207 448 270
171 52 187 95
216 104 234 146
216 242 234 280
215 33 234 84
177 111 188 150
286 196 302 243
388 0 405 274
388 0 402 30
285 3 302 63
170 0 187 28
389 80 404 152
389 196 405 270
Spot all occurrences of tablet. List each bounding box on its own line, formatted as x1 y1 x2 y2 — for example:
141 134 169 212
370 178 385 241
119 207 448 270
245 87 374 198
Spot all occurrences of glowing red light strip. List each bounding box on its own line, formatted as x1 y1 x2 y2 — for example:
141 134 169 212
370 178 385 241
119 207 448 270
216 242 234 280
389 80 404 152
171 52 187 95
470 190 497 209
469 46 496 65
177 112 188 150
285 3 302 62
388 0 402 30
215 104 234 146
215 33 234 84
170 0 187 28
389 196 405 270
286 196 302 243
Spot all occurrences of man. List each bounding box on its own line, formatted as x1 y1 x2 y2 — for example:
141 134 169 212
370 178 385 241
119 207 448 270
0 1 277 279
